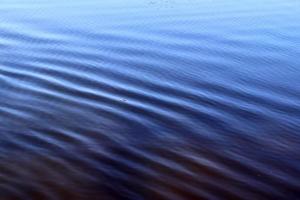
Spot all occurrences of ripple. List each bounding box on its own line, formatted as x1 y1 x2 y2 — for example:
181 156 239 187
1 0 300 199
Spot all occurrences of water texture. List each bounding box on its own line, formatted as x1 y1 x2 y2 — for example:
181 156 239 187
0 0 300 199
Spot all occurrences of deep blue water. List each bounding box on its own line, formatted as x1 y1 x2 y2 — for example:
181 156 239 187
1 0 300 199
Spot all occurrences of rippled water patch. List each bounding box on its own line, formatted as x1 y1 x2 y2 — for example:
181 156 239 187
1 0 300 199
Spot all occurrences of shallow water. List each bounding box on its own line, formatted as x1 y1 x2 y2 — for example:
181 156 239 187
1 0 300 199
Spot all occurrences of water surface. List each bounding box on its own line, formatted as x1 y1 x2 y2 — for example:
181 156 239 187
1 0 300 199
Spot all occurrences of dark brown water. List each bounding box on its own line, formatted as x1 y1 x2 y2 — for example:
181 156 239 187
1 0 300 199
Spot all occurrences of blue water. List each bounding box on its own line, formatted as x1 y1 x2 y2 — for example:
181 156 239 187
1 0 300 199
